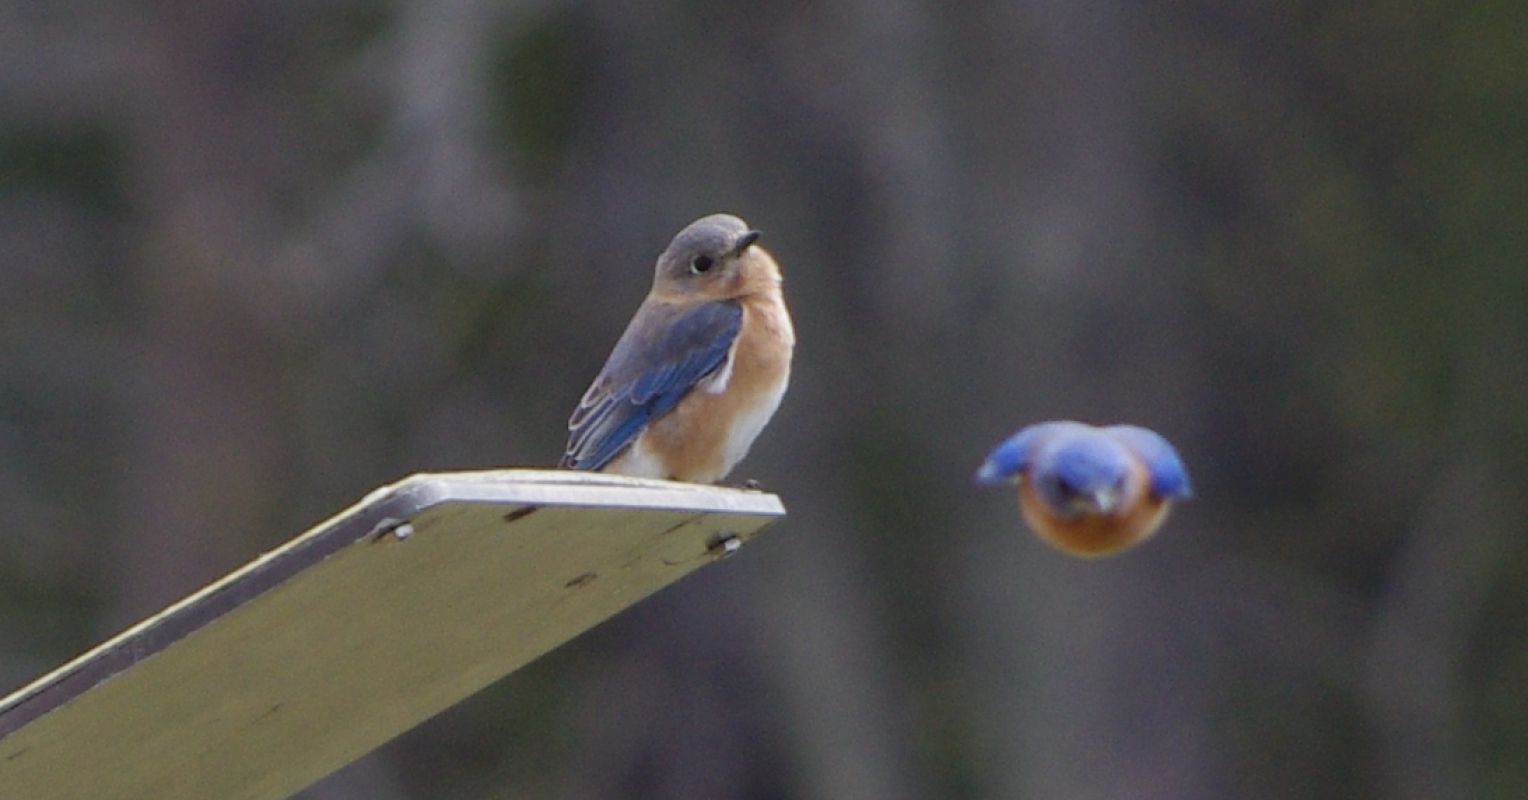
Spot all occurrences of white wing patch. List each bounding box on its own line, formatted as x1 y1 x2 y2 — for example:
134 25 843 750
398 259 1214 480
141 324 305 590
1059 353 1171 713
700 348 735 394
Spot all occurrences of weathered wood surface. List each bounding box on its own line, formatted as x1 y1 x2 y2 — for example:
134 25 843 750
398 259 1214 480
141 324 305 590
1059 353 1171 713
0 470 784 800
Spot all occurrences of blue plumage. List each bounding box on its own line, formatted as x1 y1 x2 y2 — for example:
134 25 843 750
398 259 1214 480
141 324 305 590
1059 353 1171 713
1040 433 1133 506
1102 425 1193 499
976 420 1192 502
976 421 1090 485
562 299 742 471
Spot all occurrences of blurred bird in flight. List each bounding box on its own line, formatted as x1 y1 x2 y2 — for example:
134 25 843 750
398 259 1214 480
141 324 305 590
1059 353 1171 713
561 214 794 484
976 421 1192 557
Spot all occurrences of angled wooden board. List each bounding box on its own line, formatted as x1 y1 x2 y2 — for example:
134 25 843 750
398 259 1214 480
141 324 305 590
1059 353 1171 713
0 470 784 800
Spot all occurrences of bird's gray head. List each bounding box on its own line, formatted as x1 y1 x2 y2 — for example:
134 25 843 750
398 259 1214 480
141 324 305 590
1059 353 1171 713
654 214 762 289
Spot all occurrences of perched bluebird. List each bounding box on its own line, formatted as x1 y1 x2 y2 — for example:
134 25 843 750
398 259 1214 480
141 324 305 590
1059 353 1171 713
975 421 1192 557
560 214 795 484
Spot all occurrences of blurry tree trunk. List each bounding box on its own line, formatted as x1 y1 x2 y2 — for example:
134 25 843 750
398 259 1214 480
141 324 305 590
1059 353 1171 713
105 4 409 799
948 3 1221 798
1360 316 1522 800
109 0 293 637
753 479 932 800
1361 456 1501 800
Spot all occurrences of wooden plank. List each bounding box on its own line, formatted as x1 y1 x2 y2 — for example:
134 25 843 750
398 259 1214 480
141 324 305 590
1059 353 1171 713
0 470 784 800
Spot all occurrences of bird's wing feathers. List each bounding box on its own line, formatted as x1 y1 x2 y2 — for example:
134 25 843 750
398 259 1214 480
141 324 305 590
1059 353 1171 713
562 299 743 470
1103 425 1193 499
976 421 1088 484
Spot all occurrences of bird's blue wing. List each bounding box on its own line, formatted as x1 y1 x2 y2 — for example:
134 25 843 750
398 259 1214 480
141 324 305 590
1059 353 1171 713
1104 425 1192 499
562 299 742 471
975 421 1088 484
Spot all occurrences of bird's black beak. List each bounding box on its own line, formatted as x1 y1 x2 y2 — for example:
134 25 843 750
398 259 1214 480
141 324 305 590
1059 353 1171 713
734 230 761 254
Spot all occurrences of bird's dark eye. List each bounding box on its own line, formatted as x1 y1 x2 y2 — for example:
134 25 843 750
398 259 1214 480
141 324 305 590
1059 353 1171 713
690 254 715 274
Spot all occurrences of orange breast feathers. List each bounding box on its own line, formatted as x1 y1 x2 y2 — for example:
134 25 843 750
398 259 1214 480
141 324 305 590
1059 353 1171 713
1016 460 1169 556
622 288 793 482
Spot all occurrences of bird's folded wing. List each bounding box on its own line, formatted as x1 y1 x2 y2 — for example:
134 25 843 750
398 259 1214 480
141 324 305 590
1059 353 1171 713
563 300 743 470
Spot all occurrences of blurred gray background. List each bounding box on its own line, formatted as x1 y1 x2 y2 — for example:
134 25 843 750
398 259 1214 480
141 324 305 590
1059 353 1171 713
2 2 1526 798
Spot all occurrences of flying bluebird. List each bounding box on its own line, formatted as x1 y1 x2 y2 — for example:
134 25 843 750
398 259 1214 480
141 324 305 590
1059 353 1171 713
976 421 1192 557
560 214 795 484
